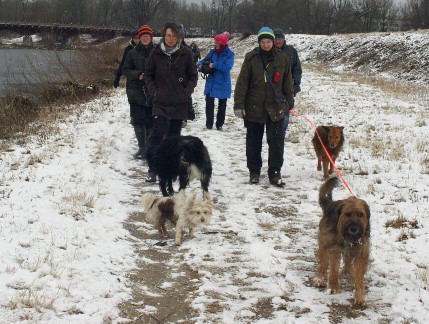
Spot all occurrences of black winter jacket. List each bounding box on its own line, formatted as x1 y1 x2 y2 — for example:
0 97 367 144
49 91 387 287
122 43 154 106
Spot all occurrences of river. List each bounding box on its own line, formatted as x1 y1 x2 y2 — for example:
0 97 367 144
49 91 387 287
0 48 86 94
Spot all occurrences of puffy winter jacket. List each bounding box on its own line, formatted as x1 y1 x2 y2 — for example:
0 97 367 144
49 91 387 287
197 46 234 99
122 42 154 106
234 47 294 123
145 44 198 120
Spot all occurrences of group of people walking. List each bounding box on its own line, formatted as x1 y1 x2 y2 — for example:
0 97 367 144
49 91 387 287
114 23 301 187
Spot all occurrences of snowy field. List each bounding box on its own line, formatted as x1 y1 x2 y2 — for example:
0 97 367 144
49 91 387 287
0 31 428 322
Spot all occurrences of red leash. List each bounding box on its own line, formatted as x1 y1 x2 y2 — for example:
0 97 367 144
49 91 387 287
290 110 355 197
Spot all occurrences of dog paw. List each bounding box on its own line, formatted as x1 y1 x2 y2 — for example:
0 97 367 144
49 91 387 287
314 277 326 287
329 286 342 294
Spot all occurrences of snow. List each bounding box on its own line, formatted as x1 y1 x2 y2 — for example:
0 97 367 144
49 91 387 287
1 30 429 322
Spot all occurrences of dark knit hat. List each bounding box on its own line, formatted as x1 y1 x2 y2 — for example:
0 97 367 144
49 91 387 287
273 28 285 39
138 25 153 38
257 27 275 42
130 30 138 37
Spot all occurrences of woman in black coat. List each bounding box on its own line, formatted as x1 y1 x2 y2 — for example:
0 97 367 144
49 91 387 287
122 25 155 159
144 22 198 182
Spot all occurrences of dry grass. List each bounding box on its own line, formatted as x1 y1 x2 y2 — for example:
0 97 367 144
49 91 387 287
385 214 419 229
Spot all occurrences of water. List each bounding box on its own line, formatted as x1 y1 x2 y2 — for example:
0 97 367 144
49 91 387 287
0 48 86 94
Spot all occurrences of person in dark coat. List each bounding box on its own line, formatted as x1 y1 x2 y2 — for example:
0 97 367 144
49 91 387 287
113 30 139 88
197 31 234 130
273 28 302 96
234 27 294 187
144 22 198 182
190 42 201 64
122 25 155 159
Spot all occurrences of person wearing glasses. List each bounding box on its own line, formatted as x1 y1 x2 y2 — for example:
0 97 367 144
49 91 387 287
122 25 155 160
144 22 198 182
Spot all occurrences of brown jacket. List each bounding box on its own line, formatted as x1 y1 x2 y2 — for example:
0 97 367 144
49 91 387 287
234 47 294 123
145 44 197 120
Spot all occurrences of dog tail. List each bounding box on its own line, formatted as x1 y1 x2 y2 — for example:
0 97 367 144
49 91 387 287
319 177 339 210
140 192 157 211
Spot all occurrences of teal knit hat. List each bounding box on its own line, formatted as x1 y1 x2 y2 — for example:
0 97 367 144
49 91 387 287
257 27 275 42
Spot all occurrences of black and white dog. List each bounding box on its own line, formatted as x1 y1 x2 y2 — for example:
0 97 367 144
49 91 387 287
147 135 212 197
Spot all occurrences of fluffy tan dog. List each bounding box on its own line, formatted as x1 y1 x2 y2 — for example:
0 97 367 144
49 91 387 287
315 177 371 305
140 190 213 245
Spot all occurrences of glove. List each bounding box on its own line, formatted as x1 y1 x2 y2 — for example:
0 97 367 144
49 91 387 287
113 77 120 88
293 84 301 96
234 109 245 118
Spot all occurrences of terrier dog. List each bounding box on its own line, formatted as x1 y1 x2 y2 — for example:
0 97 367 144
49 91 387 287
315 177 371 305
147 135 212 197
140 190 213 245
312 126 344 180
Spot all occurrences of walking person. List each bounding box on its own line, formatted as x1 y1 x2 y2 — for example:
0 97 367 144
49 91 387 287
197 31 234 130
233 27 294 187
122 25 155 159
190 42 201 64
144 22 198 182
113 30 139 88
273 28 302 96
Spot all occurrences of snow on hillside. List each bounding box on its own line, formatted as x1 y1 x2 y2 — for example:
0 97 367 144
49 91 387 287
0 30 428 323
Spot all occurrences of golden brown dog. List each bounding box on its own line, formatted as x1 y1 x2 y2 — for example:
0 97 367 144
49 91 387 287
315 177 371 305
312 126 344 180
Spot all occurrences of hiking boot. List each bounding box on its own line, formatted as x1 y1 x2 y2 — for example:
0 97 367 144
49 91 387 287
145 171 157 183
216 126 223 131
249 173 260 184
269 175 285 187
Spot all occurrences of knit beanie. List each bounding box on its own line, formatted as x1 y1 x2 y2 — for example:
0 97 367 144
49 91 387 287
214 31 230 47
257 27 275 42
130 30 138 37
138 25 153 38
273 28 285 39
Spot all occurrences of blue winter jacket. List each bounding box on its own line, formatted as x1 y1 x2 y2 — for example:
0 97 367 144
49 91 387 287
197 46 234 99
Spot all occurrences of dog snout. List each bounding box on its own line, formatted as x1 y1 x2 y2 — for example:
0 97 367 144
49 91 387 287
329 143 337 149
201 217 205 223
347 223 360 236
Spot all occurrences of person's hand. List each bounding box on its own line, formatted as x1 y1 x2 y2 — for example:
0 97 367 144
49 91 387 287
139 72 144 80
234 109 245 118
113 77 120 88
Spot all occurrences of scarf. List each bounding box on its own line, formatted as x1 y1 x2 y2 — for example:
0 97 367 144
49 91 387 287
160 40 180 56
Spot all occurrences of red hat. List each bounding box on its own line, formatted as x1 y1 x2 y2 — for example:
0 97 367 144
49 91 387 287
214 31 230 47
138 25 153 38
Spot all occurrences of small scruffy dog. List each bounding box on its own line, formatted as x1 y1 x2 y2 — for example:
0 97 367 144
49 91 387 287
147 135 212 197
315 177 371 305
140 190 213 245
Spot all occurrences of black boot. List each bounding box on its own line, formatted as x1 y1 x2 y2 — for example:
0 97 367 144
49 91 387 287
134 126 147 159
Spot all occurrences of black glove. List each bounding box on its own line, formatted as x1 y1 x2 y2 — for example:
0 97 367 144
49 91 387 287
113 76 120 88
293 84 301 96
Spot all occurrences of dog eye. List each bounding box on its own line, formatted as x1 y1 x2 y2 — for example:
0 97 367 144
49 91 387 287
346 212 351 217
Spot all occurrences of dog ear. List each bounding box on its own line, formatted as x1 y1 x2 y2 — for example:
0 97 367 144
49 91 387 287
322 126 330 134
203 191 213 204
326 200 343 225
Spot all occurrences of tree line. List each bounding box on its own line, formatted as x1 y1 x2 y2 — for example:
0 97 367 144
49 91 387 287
0 0 428 35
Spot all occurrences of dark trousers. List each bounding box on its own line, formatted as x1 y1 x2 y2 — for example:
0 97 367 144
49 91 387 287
245 118 286 178
147 116 183 172
205 96 227 129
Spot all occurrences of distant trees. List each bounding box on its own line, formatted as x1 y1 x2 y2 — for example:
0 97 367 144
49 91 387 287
0 0 427 34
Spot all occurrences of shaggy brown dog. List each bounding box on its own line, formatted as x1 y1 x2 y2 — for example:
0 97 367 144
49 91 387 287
315 177 371 305
312 126 344 180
